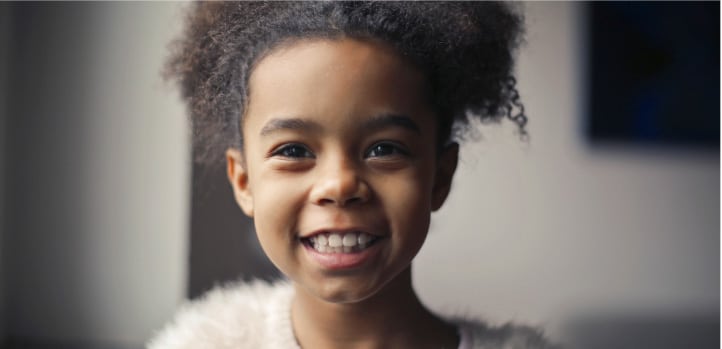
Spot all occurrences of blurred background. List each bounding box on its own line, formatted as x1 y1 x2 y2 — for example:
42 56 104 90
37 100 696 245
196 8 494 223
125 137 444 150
0 2 718 349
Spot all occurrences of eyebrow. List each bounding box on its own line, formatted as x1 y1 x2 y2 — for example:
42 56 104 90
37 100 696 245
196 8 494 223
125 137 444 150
258 113 421 136
259 117 323 136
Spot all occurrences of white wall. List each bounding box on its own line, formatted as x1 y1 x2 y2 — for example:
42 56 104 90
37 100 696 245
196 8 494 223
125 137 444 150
6 3 189 347
415 1 719 338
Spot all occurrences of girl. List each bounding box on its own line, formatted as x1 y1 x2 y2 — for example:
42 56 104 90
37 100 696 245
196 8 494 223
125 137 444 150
150 2 554 348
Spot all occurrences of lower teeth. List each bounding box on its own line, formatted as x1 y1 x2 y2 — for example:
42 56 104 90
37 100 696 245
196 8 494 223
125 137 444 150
309 241 373 254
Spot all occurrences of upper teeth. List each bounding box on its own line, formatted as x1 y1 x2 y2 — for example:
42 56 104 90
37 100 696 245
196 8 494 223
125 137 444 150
309 231 375 248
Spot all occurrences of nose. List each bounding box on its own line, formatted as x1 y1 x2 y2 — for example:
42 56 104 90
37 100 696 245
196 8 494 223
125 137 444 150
309 158 370 207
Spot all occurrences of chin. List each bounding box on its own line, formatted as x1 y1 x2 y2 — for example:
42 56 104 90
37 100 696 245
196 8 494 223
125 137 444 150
304 276 387 304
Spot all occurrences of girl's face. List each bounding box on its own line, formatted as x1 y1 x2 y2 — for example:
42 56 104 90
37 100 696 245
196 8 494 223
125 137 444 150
227 38 457 303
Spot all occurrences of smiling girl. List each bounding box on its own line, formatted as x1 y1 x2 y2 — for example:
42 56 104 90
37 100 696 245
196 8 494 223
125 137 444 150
149 2 554 349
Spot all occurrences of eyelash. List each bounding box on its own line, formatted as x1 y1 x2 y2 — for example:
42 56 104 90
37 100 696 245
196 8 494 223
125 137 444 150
365 142 408 158
270 143 314 159
269 141 409 160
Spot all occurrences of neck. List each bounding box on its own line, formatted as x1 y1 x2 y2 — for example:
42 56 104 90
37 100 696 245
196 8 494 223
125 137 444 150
290 267 458 349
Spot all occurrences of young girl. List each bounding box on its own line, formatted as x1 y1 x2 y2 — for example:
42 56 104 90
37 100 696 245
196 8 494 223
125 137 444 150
150 2 554 348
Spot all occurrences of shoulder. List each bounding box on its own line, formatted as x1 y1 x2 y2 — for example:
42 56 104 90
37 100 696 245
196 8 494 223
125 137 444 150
451 318 559 349
147 279 297 349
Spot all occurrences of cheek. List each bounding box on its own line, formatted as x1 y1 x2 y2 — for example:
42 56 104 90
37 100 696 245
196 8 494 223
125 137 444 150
383 180 432 273
247 172 308 269
379 167 435 234
254 182 304 226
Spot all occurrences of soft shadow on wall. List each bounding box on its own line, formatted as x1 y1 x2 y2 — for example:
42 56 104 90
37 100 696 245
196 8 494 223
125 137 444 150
2 3 189 349
188 164 280 299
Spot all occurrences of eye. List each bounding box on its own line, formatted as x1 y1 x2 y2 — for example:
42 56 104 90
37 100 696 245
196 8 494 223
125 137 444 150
366 142 408 158
271 143 314 159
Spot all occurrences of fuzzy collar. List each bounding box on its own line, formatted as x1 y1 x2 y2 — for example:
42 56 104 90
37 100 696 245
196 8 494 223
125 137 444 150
147 280 555 349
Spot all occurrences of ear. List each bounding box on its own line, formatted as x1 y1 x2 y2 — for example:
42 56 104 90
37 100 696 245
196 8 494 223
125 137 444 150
431 142 459 211
226 148 254 217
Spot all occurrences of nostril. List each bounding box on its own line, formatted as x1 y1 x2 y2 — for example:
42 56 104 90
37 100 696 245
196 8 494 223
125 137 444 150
343 196 362 206
316 195 364 207
309 169 370 206
318 198 335 205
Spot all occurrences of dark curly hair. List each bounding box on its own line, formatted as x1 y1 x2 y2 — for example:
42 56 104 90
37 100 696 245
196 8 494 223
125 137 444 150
165 1 527 165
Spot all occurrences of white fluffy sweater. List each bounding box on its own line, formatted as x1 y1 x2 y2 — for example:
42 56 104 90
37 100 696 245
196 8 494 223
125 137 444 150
148 280 555 349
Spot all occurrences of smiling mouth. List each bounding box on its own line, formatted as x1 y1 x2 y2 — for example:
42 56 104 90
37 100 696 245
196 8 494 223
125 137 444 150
301 231 381 254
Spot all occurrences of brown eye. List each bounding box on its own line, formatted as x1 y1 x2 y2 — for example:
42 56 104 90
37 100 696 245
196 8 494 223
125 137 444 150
272 144 314 159
366 142 408 158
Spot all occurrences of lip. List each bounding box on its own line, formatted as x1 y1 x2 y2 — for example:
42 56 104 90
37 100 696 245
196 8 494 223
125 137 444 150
302 237 383 270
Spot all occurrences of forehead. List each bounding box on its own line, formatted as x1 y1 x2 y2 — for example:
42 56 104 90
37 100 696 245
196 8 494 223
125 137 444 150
243 38 434 134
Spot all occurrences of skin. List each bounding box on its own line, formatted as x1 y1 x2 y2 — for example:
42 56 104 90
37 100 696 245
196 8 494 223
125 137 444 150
226 38 459 349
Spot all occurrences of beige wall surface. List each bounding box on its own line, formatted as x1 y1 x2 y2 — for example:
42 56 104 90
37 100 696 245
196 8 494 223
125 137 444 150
415 1 719 339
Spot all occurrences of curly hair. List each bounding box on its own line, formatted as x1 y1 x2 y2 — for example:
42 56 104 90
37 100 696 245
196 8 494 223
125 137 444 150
164 1 527 165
